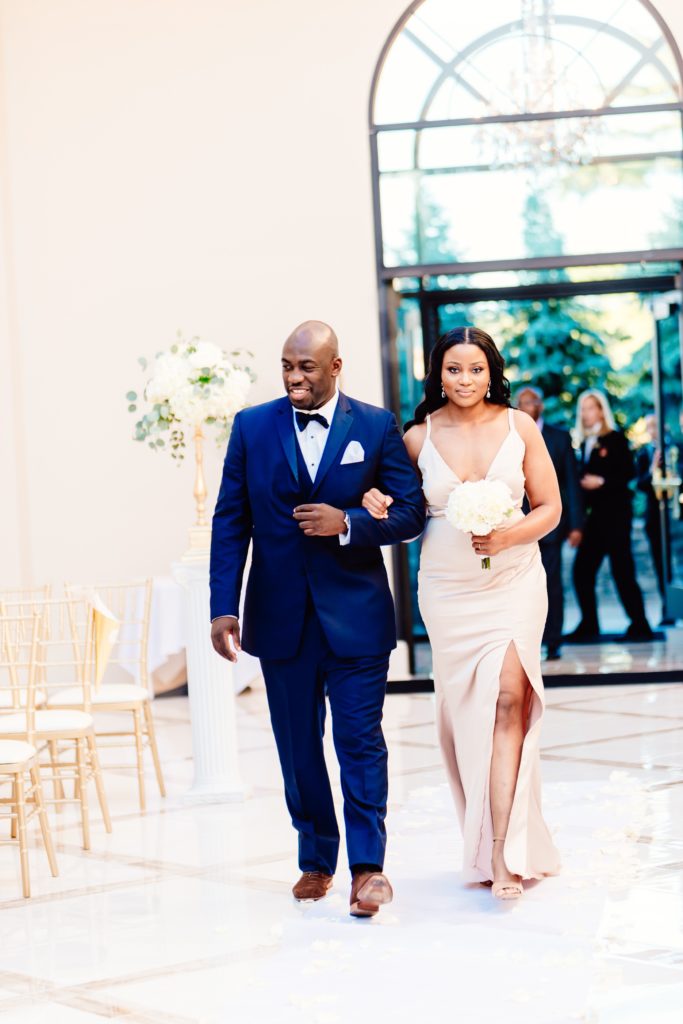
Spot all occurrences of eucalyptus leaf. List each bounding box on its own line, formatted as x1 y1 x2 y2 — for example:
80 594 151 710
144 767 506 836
126 391 137 401
128 404 137 413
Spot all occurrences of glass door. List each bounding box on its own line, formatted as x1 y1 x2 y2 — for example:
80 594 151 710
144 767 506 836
392 276 682 666
651 294 683 619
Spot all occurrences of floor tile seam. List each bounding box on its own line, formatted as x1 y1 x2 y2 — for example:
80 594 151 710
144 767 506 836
384 720 437 732
389 740 438 750
547 706 683 721
36 839 295 877
63 943 277 996
602 952 683 972
0 858 296 910
541 723 683 752
50 988 198 1024
549 686 683 707
0 871 168 910
43 791 270 832
388 763 445 777
0 982 197 1024
540 752 675 770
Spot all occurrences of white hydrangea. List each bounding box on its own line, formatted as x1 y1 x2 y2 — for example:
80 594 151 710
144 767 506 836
130 337 254 460
144 352 188 404
446 479 515 536
186 341 225 370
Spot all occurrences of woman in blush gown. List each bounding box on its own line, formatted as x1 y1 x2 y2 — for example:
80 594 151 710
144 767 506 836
364 327 562 899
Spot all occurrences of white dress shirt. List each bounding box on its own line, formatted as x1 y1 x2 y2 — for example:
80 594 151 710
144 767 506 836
293 389 339 481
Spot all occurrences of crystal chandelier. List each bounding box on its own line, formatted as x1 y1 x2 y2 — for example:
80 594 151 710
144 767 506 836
477 0 598 170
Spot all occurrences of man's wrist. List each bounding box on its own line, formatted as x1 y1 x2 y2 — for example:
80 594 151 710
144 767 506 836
340 511 350 535
211 614 238 623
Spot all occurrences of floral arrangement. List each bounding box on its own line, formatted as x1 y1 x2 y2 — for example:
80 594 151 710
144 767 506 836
126 335 254 460
446 479 515 569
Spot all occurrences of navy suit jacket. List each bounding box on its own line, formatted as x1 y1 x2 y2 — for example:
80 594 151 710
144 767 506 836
541 421 584 544
209 392 426 659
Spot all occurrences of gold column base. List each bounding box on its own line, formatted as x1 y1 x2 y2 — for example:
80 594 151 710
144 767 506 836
181 525 212 563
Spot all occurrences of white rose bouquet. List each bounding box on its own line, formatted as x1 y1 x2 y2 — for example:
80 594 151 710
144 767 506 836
446 479 515 569
126 335 254 461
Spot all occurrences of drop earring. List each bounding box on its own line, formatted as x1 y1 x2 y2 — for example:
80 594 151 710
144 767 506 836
486 382 491 399
441 385 446 399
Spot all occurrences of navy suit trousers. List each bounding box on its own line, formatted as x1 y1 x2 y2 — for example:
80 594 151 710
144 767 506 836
260 605 390 875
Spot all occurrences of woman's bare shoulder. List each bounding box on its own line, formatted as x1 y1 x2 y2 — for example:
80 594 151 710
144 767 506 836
511 407 538 440
403 422 427 457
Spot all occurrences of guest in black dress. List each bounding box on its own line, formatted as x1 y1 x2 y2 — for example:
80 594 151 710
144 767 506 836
569 390 654 641
517 386 584 660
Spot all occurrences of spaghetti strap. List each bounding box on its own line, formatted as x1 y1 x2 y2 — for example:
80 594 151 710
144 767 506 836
508 407 516 432
426 414 432 438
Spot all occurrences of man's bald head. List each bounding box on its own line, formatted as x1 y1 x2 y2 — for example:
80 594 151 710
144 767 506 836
281 320 342 410
286 320 339 357
516 385 544 422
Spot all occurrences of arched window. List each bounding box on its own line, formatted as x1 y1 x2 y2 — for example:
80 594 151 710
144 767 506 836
369 2 683 663
370 0 683 272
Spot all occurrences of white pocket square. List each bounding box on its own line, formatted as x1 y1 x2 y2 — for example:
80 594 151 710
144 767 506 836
340 440 365 465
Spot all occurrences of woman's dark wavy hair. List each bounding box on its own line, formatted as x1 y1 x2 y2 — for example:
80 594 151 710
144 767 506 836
405 326 511 430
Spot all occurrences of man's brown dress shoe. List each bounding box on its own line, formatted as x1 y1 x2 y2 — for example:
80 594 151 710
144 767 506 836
292 871 333 902
349 872 393 917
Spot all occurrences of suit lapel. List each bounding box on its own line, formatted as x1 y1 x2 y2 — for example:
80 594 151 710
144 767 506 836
275 399 299 485
311 392 353 497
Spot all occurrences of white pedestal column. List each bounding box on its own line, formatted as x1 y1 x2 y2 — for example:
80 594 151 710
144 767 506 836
172 558 245 801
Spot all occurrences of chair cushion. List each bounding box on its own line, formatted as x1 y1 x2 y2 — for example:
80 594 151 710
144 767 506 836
0 739 37 766
0 689 47 709
0 709 93 735
47 683 150 706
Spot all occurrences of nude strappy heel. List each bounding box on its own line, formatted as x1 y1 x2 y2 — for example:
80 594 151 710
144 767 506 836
491 837 523 900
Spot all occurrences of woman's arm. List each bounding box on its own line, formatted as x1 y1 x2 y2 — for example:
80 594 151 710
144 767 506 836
474 411 561 555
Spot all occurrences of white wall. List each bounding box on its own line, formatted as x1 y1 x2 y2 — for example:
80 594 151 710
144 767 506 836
0 0 681 587
0 0 409 586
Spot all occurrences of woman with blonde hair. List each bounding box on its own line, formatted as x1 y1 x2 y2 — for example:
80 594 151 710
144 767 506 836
568 389 653 641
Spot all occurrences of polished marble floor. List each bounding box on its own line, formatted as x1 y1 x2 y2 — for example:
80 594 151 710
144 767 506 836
0 678 681 1023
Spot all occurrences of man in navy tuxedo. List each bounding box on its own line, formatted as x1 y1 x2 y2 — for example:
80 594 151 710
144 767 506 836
209 321 425 917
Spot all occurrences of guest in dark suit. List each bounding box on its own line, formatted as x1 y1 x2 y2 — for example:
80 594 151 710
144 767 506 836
516 387 583 659
568 390 653 641
635 414 672 623
209 320 425 917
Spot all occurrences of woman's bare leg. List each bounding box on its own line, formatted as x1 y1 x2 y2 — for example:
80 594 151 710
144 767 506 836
490 642 528 888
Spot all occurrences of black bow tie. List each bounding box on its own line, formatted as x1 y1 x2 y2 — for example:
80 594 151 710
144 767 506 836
295 410 329 431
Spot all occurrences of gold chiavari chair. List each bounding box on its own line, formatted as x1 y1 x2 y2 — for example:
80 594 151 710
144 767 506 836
0 586 51 712
0 597 112 850
0 611 58 897
0 585 51 605
56 580 165 813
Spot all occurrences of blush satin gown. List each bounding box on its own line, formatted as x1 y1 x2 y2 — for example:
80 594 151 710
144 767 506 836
417 408 561 883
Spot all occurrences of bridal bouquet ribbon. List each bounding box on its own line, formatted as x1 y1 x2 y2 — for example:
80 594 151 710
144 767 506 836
446 479 515 569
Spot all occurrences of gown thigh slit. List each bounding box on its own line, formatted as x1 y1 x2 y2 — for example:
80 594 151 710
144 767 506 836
418 409 561 883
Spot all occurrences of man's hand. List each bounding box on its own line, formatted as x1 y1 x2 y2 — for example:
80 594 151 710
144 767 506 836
567 529 583 548
293 504 347 536
211 616 241 662
581 474 605 491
